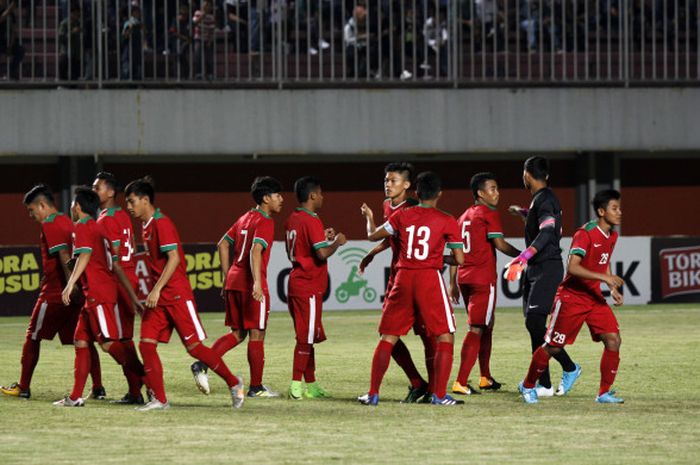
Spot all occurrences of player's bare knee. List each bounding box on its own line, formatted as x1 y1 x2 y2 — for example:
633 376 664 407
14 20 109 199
250 329 265 341
603 333 621 351
470 326 484 335
185 341 201 353
100 341 113 352
380 334 399 345
74 340 88 348
437 333 454 344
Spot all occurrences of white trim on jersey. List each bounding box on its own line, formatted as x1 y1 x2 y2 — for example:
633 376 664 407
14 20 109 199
485 284 496 326
31 301 48 340
114 303 124 340
96 305 111 339
544 299 562 344
186 300 207 341
437 270 456 333
308 295 317 344
259 296 266 330
382 221 396 236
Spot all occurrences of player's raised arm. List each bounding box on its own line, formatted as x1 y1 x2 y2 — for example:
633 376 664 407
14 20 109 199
361 203 379 236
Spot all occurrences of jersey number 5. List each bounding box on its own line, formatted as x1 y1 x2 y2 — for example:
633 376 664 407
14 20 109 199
461 220 472 253
406 225 430 260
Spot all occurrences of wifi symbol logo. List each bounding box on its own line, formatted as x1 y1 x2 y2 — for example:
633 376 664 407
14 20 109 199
334 247 377 303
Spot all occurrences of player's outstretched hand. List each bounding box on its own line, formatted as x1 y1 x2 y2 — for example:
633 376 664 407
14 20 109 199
504 257 527 281
61 282 75 306
611 288 624 306
132 297 145 315
508 205 529 218
145 288 160 308
360 203 373 220
449 284 460 305
605 275 625 290
325 228 337 241
335 232 347 246
359 253 374 273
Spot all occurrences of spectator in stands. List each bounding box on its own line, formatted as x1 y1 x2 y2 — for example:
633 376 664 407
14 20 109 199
225 0 260 53
422 2 449 77
169 2 192 79
344 4 379 78
58 5 83 80
121 4 144 80
194 0 217 79
0 0 24 80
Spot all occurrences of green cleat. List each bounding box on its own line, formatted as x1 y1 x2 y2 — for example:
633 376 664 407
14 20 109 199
288 381 304 400
304 382 330 398
401 382 429 404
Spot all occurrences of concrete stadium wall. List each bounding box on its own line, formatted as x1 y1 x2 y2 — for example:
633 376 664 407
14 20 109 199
2 87 700 155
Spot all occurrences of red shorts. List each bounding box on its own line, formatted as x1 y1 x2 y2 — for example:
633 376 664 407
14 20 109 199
544 295 620 348
459 282 497 327
74 303 121 344
26 298 81 345
384 268 426 336
140 298 207 345
288 293 327 344
380 268 456 337
224 290 270 331
115 272 140 340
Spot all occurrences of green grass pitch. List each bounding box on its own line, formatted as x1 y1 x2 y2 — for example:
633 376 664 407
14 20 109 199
1 305 699 465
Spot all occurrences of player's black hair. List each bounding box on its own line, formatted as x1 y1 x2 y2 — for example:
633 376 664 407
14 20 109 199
592 189 621 215
73 186 100 218
470 172 497 200
384 162 414 183
124 176 156 203
251 176 283 205
23 184 55 205
95 171 120 194
294 176 322 203
524 156 550 182
415 171 441 201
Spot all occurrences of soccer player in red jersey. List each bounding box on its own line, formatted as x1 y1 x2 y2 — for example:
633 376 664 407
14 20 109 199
359 162 432 403
125 177 245 411
285 176 347 400
1 185 103 400
190 177 283 398
519 189 625 404
448 173 520 396
358 171 465 406
93 172 147 404
53 187 145 407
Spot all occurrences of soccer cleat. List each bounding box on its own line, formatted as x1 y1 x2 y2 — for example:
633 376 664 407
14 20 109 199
247 385 280 398
1 383 30 399
357 393 379 406
190 361 210 395
110 393 145 405
288 380 304 400
557 363 582 396
90 386 106 400
535 383 554 397
518 381 539 404
304 382 330 399
136 398 170 411
479 376 502 391
451 381 480 396
401 382 428 404
431 394 465 406
596 390 624 404
417 391 434 404
53 396 85 407
230 375 245 409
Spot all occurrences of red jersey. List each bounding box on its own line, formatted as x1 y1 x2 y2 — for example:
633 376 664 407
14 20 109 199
383 197 419 272
73 217 117 304
385 205 462 270
97 207 137 274
285 207 329 296
223 208 275 293
559 221 618 302
456 203 505 285
38 212 74 304
141 209 193 303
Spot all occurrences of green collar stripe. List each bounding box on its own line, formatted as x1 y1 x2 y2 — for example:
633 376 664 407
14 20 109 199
417 204 433 209
296 207 318 217
153 208 165 219
252 237 269 249
253 208 271 219
312 241 329 250
584 221 597 231
111 239 121 246
48 243 68 254
112 255 119 262
73 247 92 254
43 212 60 223
77 216 93 224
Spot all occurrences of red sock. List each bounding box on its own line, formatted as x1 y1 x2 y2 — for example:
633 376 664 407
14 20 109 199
478 327 493 379
188 343 239 388
212 332 240 358
18 338 40 391
369 340 394 395
247 340 265 387
292 343 312 382
456 331 481 385
433 341 454 398
108 341 144 396
139 341 166 403
70 346 91 400
88 343 102 389
391 338 425 389
599 349 620 395
420 334 435 393
524 346 552 388
304 346 316 383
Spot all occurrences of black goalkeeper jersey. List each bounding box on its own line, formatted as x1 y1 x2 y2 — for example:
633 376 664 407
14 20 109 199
525 187 562 264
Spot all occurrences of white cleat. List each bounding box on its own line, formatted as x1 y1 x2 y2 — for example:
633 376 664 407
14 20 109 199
535 384 554 397
136 398 171 411
190 361 210 395
231 375 245 409
53 396 85 407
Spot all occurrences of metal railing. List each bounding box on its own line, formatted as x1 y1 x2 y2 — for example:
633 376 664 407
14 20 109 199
0 0 698 85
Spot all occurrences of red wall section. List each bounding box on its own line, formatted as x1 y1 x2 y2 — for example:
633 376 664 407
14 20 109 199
620 186 700 236
0 194 42 246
